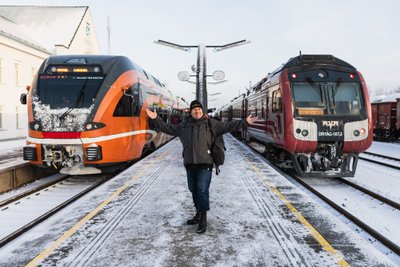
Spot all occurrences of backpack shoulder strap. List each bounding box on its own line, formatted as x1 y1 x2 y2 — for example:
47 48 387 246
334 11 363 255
207 118 215 136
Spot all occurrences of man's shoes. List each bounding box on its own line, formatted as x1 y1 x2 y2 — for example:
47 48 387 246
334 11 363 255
186 211 200 225
196 211 207 234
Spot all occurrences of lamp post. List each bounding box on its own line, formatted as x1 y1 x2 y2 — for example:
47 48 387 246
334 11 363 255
155 39 250 112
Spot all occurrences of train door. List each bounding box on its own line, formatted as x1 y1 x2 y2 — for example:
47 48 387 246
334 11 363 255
265 90 269 119
271 88 284 141
242 98 248 140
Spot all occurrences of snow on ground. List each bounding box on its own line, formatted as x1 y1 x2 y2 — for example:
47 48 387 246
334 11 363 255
0 136 397 266
367 141 400 159
0 139 26 152
350 140 400 204
0 173 66 203
352 158 400 203
0 138 26 172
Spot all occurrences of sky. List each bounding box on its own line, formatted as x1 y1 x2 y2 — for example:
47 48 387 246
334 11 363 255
3 0 400 109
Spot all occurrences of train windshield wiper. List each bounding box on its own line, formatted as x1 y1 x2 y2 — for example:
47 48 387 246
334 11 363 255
306 77 323 103
330 77 343 108
59 79 87 121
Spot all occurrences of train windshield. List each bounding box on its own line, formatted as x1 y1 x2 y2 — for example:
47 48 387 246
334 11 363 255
292 82 363 116
37 74 104 109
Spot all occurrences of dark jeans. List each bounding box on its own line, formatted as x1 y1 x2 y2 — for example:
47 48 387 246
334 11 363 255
186 168 212 212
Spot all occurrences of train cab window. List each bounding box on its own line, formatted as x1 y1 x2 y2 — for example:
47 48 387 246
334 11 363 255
292 81 363 116
114 87 141 117
37 75 103 109
292 82 326 116
272 90 282 112
329 83 363 116
158 107 168 122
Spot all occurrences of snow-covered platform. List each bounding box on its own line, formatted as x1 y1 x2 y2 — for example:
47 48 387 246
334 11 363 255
0 135 397 266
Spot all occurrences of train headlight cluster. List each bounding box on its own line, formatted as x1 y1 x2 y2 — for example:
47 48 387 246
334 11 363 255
344 120 368 141
29 121 42 131
85 122 105 131
353 128 366 137
295 127 310 137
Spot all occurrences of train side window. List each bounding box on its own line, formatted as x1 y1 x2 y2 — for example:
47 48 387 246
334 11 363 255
113 86 141 117
272 90 282 112
158 107 168 122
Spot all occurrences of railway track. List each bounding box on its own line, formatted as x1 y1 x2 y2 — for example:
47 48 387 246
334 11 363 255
245 140 400 256
359 151 400 170
291 175 400 256
0 174 69 208
0 174 112 248
363 151 400 162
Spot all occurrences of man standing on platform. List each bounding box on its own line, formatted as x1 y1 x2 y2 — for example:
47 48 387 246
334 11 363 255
145 100 257 234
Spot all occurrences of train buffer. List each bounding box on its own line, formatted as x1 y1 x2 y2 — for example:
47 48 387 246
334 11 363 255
1 135 395 266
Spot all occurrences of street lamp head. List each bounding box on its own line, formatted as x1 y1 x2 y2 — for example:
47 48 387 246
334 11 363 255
178 71 191 81
212 70 225 81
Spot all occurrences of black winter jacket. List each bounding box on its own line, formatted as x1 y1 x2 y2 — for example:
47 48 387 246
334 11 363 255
151 115 247 166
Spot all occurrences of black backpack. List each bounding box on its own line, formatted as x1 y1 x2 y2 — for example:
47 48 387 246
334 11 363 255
207 119 225 175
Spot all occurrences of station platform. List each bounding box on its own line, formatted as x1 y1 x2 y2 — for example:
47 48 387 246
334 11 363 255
0 135 395 266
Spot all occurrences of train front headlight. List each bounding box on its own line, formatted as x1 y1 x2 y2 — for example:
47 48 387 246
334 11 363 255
85 122 105 131
29 121 42 131
85 123 93 130
301 129 309 136
353 130 360 137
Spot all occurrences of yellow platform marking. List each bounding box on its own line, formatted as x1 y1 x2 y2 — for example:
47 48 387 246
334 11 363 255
26 151 169 267
245 158 350 267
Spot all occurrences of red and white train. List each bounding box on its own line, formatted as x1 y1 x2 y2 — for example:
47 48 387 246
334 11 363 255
216 54 373 177
20 55 187 174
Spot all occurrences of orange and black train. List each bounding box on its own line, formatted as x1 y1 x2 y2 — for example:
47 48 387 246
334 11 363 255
21 55 187 174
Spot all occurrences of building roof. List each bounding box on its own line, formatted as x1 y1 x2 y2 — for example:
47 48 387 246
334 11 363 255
0 6 88 54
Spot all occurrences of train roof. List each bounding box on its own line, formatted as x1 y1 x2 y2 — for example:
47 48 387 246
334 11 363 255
372 93 400 103
39 55 139 72
270 54 356 77
283 54 355 69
